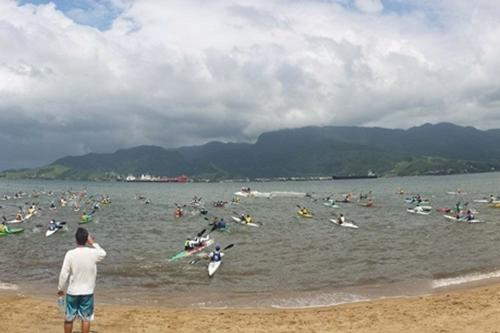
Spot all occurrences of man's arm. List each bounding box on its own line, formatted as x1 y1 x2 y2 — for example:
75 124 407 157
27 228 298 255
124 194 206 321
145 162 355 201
87 235 106 262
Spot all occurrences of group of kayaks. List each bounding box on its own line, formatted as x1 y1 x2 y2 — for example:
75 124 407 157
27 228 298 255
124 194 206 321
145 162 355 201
403 192 500 224
1 191 108 240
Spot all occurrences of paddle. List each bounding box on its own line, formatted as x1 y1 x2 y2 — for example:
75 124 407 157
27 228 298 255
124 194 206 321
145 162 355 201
189 243 234 265
194 228 206 238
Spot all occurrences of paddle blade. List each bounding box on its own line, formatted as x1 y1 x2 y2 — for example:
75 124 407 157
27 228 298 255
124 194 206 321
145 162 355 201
197 229 206 237
223 243 234 250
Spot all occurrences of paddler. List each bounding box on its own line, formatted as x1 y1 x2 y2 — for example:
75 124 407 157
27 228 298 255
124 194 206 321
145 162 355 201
0 221 9 233
207 244 224 262
337 214 345 225
185 234 210 250
414 204 424 213
15 211 23 221
215 218 226 230
298 207 310 216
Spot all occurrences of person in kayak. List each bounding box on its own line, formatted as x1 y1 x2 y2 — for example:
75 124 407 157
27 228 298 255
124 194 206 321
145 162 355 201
414 204 424 213
15 211 23 221
215 218 226 230
337 214 345 225
0 221 9 233
465 210 475 221
184 234 210 250
49 219 63 231
298 207 310 216
208 244 224 262
175 207 183 218
240 214 253 224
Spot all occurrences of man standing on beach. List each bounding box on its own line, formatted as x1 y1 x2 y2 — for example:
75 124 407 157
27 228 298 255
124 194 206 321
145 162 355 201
58 227 106 333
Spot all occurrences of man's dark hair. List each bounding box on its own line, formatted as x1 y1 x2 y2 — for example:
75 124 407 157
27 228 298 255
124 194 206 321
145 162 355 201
75 227 89 246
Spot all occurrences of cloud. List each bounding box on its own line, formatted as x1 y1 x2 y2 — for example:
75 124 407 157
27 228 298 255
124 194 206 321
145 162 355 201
354 0 383 13
1 0 500 169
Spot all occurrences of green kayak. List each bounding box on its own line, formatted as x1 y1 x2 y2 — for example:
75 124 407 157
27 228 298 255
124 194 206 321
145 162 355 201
0 227 25 236
79 214 92 224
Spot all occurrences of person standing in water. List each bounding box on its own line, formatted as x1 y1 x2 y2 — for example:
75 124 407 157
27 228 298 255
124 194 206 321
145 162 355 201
57 227 106 333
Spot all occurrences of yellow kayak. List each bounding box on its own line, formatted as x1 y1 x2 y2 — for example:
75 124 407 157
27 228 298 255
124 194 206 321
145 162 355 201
297 210 313 218
489 203 500 209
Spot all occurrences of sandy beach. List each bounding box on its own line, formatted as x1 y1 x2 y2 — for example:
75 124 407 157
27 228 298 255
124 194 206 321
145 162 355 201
1 283 500 333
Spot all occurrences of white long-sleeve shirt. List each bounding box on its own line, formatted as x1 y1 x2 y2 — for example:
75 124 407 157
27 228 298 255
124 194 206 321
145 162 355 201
58 243 106 295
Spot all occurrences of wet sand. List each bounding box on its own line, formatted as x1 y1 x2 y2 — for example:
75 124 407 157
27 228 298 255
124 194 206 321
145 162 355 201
2 283 500 333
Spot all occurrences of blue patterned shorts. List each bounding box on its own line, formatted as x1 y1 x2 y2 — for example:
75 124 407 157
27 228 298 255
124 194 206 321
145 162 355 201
65 294 94 322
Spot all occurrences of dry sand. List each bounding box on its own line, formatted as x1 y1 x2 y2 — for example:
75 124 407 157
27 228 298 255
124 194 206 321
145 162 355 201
2 283 500 333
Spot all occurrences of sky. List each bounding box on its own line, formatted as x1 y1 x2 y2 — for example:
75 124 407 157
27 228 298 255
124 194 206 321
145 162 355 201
1 0 500 170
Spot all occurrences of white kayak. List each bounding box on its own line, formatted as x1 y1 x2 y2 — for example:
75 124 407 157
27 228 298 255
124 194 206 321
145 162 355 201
443 215 483 223
45 228 60 237
323 202 339 208
407 208 431 215
208 260 222 277
6 218 24 224
231 216 260 228
329 218 358 229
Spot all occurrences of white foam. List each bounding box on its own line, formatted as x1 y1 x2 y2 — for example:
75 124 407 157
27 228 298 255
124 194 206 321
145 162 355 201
269 191 306 198
432 270 500 289
0 281 19 291
270 292 368 309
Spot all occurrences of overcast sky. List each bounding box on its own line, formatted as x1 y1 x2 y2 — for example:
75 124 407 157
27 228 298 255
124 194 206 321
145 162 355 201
1 0 500 170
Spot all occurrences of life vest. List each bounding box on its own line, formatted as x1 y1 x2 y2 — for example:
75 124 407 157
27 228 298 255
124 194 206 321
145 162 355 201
212 251 222 262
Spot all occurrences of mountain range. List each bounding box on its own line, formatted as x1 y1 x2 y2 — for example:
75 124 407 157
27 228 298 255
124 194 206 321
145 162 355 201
2 122 500 181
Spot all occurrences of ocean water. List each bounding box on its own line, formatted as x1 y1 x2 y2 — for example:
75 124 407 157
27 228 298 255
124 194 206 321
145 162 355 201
1 173 500 308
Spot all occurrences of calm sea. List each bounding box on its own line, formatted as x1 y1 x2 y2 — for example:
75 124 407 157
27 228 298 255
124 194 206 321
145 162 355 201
1 173 500 308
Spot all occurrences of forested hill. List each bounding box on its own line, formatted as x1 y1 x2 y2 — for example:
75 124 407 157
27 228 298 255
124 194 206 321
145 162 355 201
2 123 499 181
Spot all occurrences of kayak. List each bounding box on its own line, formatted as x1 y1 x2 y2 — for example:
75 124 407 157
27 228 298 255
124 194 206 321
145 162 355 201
24 212 35 220
0 227 25 236
297 211 313 218
323 202 339 208
443 215 483 223
5 218 24 224
489 203 500 209
169 239 214 262
213 226 230 233
405 198 430 204
79 215 92 224
329 219 358 229
436 207 452 213
208 260 222 277
45 225 63 237
407 208 431 215
45 228 59 237
231 216 260 227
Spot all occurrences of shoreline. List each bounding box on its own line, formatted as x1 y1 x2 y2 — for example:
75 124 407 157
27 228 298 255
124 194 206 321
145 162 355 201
3 281 500 332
